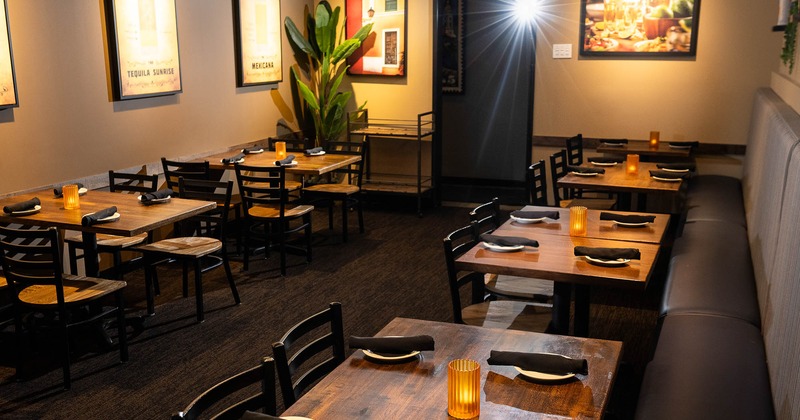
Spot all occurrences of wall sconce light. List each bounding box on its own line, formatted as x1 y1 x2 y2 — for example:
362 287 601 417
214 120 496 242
275 141 287 160
62 184 80 210
649 131 660 148
626 154 639 175
448 359 480 419
569 205 587 236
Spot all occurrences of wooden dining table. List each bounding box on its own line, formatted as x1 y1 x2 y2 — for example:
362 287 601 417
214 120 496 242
281 317 623 419
595 140 693 159
202 149 360 175
0 189 216 277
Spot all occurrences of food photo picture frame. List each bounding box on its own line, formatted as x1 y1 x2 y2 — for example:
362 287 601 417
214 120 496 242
579 0 700 58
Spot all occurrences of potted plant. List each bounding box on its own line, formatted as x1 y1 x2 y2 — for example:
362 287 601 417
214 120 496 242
285 1 373 149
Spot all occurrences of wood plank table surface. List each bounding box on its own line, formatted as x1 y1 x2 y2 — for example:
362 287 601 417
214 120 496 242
0 189 215 277
557 162 684 195
281 317 623 419
595 140 693 158
202 149 360 175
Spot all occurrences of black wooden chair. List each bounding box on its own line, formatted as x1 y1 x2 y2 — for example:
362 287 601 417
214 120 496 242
527 160 549 206
272 302 345 408
549 149 616 209
268 135 307 193
469 197 501 236
172 357 277 420
566 133 584 166
0 225 128 389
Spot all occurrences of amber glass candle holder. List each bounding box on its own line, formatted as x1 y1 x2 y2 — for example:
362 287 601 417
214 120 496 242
626 154 639 175
275 141 287 160
569 205 588 236
62 184 80 210
649 131 660 148
447 359 480 419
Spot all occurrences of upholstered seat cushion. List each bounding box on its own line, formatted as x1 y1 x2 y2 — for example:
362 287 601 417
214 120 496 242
684 175 746 226
64 232 148 249
662 220 760 326
635 314 774 420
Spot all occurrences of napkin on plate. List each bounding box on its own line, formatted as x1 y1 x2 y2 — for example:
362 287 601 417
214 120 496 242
669 141 699 148
275 154 296 166
304 147 324 155
221 153 245 164
487 350 588 375
349 335 435 354
566 165 605 175
511 210 560 220
81 206 117 226
140 188 174 205
480 233 539 248
53 183 85 198
240 411 281 420
588 157 622 164
599 212 655 224
656 162 696 171
602 139 628 145
241 146 264 154
3 197 41 214
649 170 690 180
574 246 640 260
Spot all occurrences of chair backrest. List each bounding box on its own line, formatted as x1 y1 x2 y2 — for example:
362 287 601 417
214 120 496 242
566 134 583 166
443 223 486 324
161 158 211 195
0 226 66 309
272 302 345 407
527 159 549 206
233 163 287 219
172 356 277 420
469 197 500 236
178 177 233 240
327 139 368 187
108 170 159 194
268 133 308 152
549 149 571 203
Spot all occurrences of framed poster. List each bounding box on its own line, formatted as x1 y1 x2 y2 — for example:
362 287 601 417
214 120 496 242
106 0 182 100
0 0 17 109
233 0 282 86
345 0 407 77
441 0 463 93
579 0 700 58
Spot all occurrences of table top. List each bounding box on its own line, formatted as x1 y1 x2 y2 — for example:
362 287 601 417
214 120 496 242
456 232 659 290
202 150 360 175
497 205 670 244
0 189 215 237
557 162 684 194
596 140 692 157
281 317 623 419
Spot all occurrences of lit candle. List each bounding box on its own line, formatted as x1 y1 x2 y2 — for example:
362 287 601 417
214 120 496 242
649 131 660 148
569 206 587 236
62 184 80 210
447 359 480 419
626 154 639 175
275 141 287 160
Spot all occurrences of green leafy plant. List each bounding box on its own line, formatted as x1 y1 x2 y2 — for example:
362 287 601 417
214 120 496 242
285 1 373 148
782 0 799 74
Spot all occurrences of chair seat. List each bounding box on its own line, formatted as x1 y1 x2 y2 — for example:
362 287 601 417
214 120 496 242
285 180 303 191
463 300 551 331
303 183 359 195
247 204 314 219
64 232 148 249
17 275 126 307
137 237 222 258
559 198 616 210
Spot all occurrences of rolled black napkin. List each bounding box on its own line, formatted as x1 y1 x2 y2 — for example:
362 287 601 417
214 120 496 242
221 153 245 164
487 350 588 376
241 146 264 154
588 157 622 164
669 141 699 148
275 154 296 166
81 206 117 226
602 139 628 145
140 188 173 205
53 183 85 198
566 165 605 174
574 246 640 260
349 335 435 354
480 233 539 248
240 411 280 420
656 162 696 171
650 170 690 180
304 147 324 155
3 197 41 214
511 210 560 220
599 212 655 224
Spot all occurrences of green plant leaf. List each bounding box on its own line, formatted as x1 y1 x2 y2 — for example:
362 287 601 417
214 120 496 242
295 78 320 111
285 17 316 57
315 2 334 55
332 39 361 64
353 22 374 43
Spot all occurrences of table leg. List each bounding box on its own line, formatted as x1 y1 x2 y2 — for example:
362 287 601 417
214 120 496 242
551 282 572 335
574 285 591 337
81 231 100 277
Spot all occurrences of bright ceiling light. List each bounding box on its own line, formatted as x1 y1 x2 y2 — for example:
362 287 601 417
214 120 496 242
514 0 540 25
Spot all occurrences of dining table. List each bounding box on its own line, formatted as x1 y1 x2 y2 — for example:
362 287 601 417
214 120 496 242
0 189 216 278
595 140 693 160
202 149 360 176
280 317 623 419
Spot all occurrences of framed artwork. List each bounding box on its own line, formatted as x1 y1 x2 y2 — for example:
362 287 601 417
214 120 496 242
0 0 17 109
105 0 182 100
579 0 700 58
441 0 463 93
345 0 407 77
233 0 282 87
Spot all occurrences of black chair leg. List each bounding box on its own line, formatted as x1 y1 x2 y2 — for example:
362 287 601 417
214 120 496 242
68 244 79 275
193 259 204 323
116 291 128 362
61 324 71 390
144 261 156 316
182 260 190 298
305 214 313 263
327 203 334 230
341 199 348 243
357 198 364 233
222 253 240 305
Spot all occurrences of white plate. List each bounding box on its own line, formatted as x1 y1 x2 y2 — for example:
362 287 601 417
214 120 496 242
281 417 313 420
78 187 88 195
590 161 618 167
613 220 650 227
513 353 578 382
138 195 171 203
510 215 546 224
669 144 693 149
571 172 599 177
10 205 41 215
585 256 630 266
221 158 245 164
306 151 326 156
243 149 263 154
661 168 690 173
363 349 420 361
483 242 525 252
602 142 625 147
96 212 120 222
276 161 299 166
651 176 682 182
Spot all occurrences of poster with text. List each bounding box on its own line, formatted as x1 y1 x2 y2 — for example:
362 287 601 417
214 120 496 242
345 0 407 77
234 0 282 86
0 0 17 109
